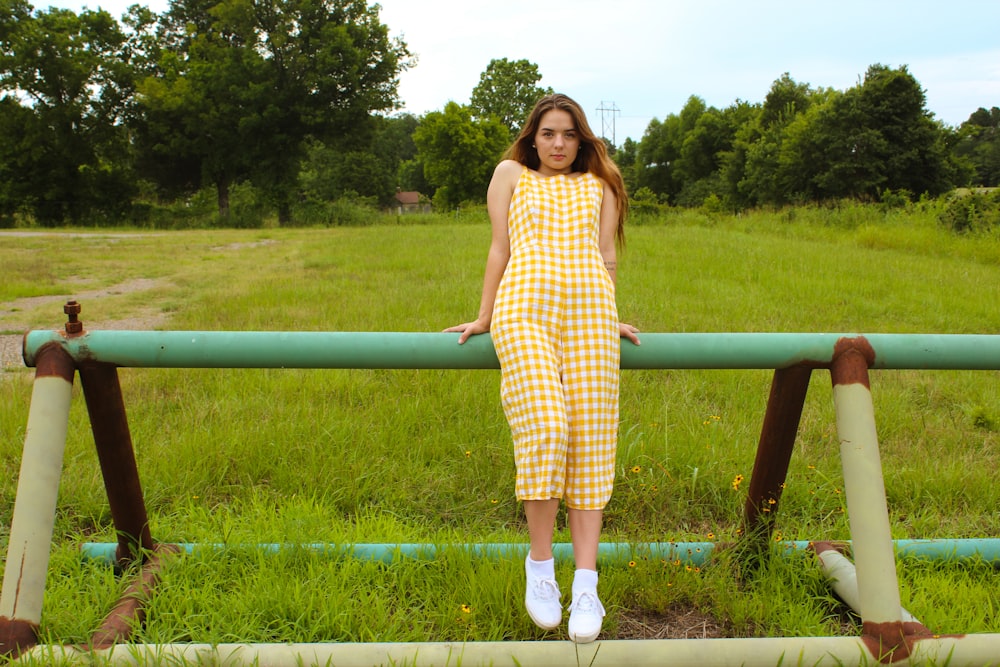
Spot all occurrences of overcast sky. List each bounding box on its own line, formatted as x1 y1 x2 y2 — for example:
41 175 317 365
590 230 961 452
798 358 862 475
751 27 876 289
40 0 1000 143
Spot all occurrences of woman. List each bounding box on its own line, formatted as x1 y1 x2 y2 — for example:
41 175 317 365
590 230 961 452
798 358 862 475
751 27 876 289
446 93 639 643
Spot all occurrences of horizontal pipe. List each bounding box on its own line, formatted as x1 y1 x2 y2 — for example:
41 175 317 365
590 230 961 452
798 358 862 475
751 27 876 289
17 634 1000 667
80 539 1000 565
82 542 716 565
22 331 1000 370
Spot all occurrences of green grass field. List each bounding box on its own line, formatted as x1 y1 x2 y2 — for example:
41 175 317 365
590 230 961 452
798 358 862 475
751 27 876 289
1 202 999 663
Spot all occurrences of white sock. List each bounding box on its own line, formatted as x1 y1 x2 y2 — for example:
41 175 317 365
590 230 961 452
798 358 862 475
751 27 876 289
526 555 556 580
573 568 599 594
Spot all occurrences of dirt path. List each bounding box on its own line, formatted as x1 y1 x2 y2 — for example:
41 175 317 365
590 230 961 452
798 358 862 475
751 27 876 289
0 232 283 373
0 278 169 372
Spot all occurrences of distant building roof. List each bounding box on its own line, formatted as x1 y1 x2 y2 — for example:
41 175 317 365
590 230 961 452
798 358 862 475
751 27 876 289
395 191 421 205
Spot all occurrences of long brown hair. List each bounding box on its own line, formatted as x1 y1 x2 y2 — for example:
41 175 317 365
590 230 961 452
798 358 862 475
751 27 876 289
505 93 628 246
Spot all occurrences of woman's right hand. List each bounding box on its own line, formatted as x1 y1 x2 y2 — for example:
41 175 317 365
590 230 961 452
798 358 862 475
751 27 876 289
443 319 489 345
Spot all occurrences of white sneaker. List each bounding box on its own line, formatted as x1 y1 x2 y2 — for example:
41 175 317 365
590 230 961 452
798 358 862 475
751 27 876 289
567 590 605 643
524 560 562 630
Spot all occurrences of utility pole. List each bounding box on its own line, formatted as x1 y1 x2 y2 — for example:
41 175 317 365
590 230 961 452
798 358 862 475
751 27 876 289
596 101 620 147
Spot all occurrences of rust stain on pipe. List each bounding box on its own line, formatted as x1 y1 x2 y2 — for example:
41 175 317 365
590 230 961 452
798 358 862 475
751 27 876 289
860 619 965 664
0 617 38 659
810 542 968 664
31 342 76 381
831 336 876 388
88 544 180 649
807 540 850 556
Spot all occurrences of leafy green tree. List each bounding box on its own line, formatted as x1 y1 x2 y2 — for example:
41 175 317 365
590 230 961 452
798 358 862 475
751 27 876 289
674 102 755 206
954 107 1000 187
635 96 706 202
613 137 640 195
469 57 553 136
760 72 813 128
771 103 828 202
807 64 957 199
737 66 958 205
738 85 842 207
379 112 431 195
809 88 889 198
134 0 412 223
298 113 420 206
299 143 388 204
736 75 830 207
398 157 430 195
0 97 35 224
372 113 422 195
0 0 136 225
738 121 782 205
716 100 762 209
413 102 508 208
375 114 433 195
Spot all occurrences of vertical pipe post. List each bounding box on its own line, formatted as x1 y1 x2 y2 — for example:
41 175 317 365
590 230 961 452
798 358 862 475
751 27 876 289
0 343 76 658
742 366 812 543
78 362 154 565
830 337 908 661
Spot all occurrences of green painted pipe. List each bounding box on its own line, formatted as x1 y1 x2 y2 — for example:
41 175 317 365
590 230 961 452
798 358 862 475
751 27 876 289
80 539 1000 565
21 331 1000 370
82 541 716 565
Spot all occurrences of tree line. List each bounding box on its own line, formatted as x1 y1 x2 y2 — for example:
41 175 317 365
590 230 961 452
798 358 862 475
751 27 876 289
1 0 998 228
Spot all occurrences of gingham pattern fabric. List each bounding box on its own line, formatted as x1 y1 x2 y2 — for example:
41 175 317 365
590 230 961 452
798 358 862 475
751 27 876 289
492 167 620 510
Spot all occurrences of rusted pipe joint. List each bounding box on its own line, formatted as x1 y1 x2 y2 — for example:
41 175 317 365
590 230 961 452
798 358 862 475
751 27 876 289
0 618 39 659
830 336 876 387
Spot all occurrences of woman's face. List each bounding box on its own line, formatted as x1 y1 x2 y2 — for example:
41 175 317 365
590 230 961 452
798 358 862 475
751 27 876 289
533 109 580 176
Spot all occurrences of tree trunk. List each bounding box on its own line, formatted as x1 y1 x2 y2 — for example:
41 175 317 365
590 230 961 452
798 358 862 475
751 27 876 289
276 200 291 226
216 178 230 219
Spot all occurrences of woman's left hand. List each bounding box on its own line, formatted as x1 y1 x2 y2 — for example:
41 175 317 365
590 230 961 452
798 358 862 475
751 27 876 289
620 322 640 345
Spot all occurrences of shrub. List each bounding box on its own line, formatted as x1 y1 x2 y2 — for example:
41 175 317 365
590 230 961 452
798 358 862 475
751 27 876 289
290 195 377 227
629 187 666 224
701 193 725 215
220 182 269 229
939 190 1000 233
879 188 913 211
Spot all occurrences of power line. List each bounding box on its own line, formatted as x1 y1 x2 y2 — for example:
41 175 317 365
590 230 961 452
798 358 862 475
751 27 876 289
596 101 620 146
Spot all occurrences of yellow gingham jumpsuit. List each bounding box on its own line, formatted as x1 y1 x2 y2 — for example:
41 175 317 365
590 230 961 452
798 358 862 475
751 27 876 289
491 166 620 511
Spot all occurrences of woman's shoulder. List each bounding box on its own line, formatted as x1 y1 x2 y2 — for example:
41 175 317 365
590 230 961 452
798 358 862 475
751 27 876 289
490 159 525 189
494 159 525 178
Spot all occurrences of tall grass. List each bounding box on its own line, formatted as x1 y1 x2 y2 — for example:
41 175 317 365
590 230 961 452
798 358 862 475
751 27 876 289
1 205 999 658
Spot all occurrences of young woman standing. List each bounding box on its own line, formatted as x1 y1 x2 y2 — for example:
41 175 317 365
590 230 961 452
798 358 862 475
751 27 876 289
446 93 638 643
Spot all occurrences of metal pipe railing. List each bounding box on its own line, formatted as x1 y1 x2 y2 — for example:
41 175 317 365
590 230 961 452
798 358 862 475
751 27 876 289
22 330 1000 370
7 321 1000 665
78 538 1000 565
18 634 1000 667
